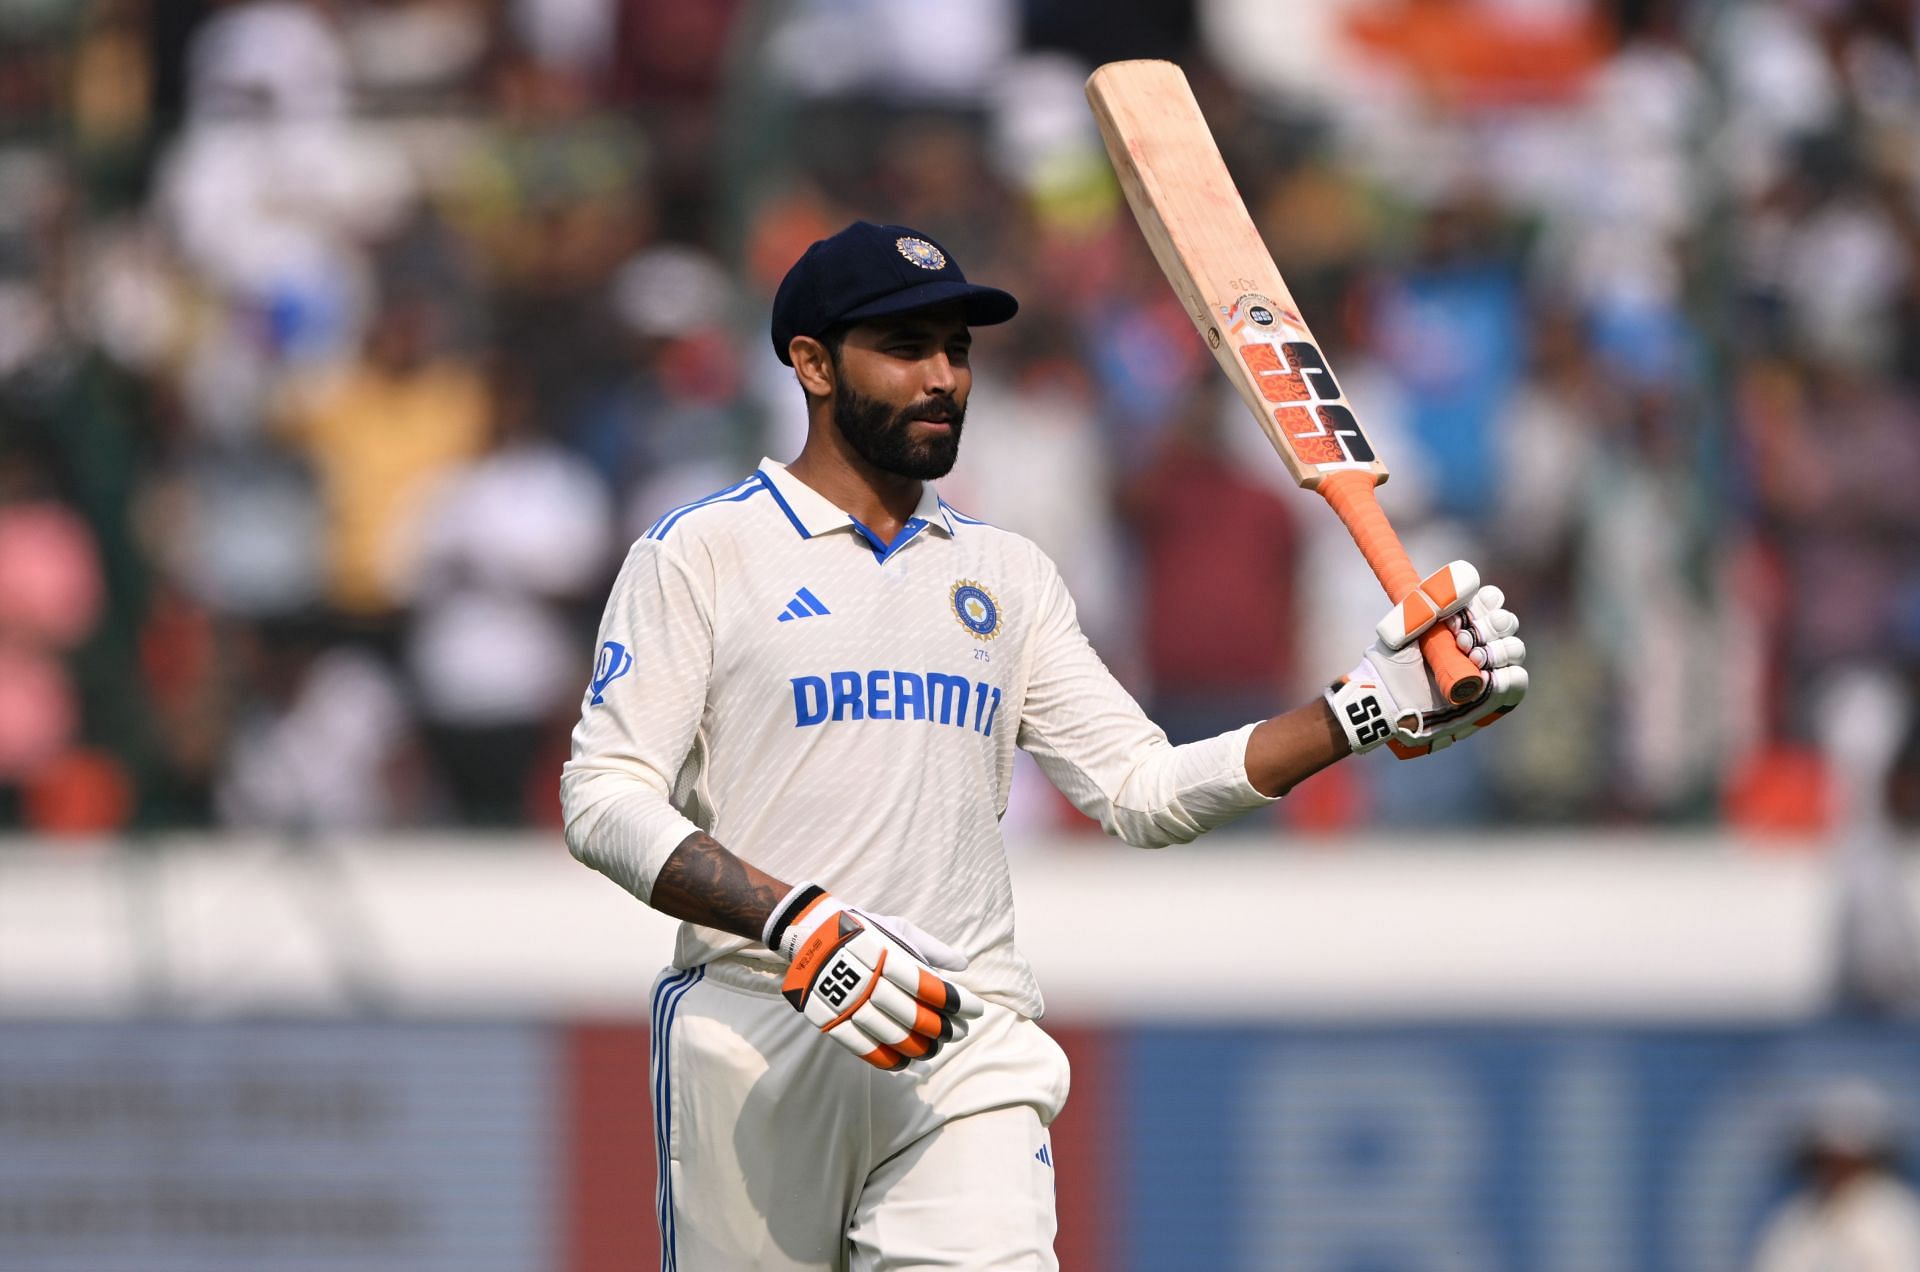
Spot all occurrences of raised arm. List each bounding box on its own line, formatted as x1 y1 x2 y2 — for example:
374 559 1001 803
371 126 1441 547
1015 553 1282 847
1018 554 1527 843
1242 700 1349 798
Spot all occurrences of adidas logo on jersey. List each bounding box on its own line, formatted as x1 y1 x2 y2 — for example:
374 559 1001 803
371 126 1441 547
776 587 831 623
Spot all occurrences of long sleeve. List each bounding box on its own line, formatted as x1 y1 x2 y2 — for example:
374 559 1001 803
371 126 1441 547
1015 554 1277 848
560 537 715 903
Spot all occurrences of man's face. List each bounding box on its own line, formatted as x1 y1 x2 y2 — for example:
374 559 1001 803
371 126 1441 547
829 306 972 480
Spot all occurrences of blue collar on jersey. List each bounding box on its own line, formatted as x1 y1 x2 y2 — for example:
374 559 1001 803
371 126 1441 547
757 459 960 563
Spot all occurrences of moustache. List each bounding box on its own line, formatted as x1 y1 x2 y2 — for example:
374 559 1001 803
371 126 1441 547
904 400 961 424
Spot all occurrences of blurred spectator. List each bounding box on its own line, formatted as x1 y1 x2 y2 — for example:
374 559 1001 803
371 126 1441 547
1200 0 1376 119
277 291 491 621
21 747 135 836
1080 266 1215 473
583 241 752 500
606 0 745 105
189 0 350 120
1371 194 1524 523
442 53 651 463
0 450 104 801
216 627 422 829
1486 306 1617 819
0 644 78 791
401 360 614 825
1 0 1917 832
1751 1080 1920 1272
0 486 105 652
767 0 1018 104
134 585 230 821
1742 357 1920 680
343 0 490 112
1578 389 1724 817
1713 0 1844 199
1342 0 1608 109
158 0 415 371
1117 390 1297 747
1816 667 1920 1011
157 444 326 617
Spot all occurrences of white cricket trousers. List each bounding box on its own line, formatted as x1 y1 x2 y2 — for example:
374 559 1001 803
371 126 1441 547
649 957 1071 1271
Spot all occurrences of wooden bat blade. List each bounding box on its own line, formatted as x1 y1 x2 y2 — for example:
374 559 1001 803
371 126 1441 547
1087 59 1485 706
1085 59 1387 492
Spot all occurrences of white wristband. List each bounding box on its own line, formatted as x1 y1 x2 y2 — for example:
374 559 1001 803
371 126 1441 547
1326 675 1393 754
763 881 831 955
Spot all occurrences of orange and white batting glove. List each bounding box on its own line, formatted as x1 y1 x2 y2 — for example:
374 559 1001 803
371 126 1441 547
764 883 985 1071
1326 560 1528 759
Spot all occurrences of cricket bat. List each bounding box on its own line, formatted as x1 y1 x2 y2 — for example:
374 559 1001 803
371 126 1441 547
1086 59 1484 705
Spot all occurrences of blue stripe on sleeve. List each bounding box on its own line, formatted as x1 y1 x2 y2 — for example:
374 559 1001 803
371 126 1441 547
938 498 991 528
645 477 764 541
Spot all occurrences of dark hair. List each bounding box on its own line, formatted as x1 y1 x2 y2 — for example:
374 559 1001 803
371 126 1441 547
817 322 852 364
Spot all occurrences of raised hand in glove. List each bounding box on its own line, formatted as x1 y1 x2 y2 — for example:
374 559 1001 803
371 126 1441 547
1326 561 1528 759
764 884 985 1071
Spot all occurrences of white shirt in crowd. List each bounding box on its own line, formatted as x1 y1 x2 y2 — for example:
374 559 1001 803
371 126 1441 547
1753 1175 1920 1272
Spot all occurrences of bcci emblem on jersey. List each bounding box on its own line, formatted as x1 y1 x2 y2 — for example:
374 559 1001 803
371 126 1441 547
950 581 1000 640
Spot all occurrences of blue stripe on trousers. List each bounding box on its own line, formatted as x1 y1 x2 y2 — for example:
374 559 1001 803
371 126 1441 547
651 967 703 1271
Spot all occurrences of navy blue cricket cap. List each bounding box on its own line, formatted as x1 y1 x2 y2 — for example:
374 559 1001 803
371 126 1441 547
770 221 1019 366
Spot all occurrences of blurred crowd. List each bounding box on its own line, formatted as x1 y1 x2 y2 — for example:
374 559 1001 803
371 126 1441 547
1 0 1918 838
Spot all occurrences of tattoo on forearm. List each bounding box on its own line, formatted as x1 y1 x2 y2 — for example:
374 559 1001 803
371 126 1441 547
651 832 787 943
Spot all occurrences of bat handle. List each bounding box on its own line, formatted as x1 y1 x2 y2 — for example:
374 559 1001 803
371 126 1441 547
1317 471 1485 706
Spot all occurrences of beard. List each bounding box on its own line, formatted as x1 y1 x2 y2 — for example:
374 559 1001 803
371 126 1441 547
831 383 965 480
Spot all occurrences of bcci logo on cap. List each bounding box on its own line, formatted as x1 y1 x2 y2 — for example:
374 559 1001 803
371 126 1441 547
950 581 1000 640
896 236 947 270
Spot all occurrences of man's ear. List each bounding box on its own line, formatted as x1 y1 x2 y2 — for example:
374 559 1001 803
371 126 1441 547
790 336 836 399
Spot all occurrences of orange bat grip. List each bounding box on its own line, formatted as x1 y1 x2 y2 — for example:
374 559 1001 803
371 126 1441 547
1317 471 1484 705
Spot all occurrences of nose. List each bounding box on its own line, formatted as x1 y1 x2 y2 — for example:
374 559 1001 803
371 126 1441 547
922 352 959 395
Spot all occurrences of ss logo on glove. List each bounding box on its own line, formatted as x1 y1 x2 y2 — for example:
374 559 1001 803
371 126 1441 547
769 884 985 1071
1345 695 1390 747
818 959 861 1008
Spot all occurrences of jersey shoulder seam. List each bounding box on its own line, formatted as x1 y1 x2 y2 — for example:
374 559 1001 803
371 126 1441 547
939 500 1048 555
643 473 773 544
938 497 994 530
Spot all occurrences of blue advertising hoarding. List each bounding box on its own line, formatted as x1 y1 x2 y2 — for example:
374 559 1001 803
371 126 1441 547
2 1018 1917 1270
0 1022 556 1272
1115 1022 1920 1271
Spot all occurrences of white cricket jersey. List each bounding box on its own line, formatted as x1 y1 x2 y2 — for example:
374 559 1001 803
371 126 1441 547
561 458 1276 1017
